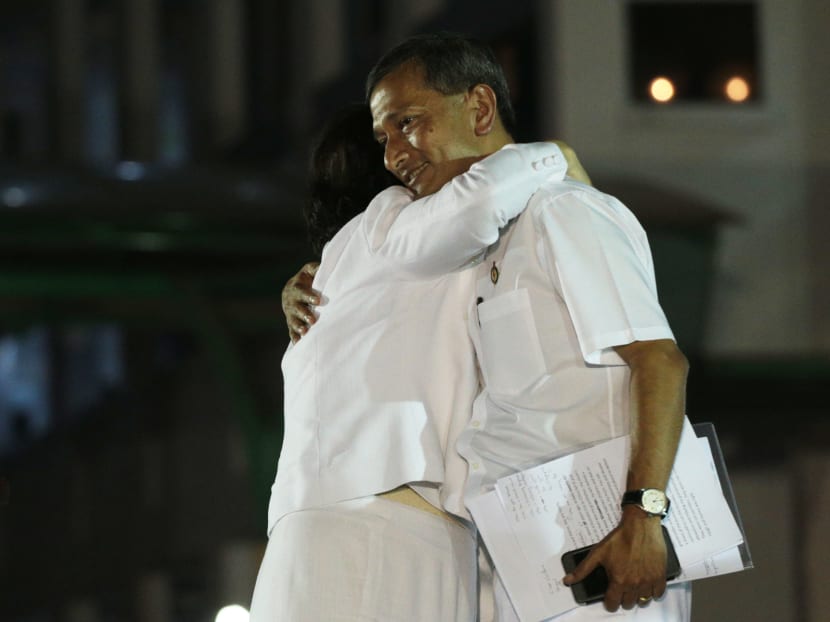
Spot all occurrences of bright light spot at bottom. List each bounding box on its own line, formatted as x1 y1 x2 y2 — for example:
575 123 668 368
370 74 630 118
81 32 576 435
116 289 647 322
725 76 750 102
648 77 675 103
215 604 249 622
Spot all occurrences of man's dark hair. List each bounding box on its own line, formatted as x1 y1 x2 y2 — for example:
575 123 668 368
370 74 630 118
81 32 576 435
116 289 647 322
305 103 398 257
365 32 517 136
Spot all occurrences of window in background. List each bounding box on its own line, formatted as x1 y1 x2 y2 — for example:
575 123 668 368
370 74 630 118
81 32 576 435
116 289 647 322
159 64 190 165
159 0 195 165
60 325 125 420
0 8 49 161
0 325 125 458
0 328 50 457
84 1 120 164
627 1 760 105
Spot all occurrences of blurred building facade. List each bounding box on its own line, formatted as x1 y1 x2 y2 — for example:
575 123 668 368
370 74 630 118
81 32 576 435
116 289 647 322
1 1 828 621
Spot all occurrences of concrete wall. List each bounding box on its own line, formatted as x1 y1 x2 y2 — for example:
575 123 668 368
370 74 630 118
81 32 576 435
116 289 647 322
548 0 824 356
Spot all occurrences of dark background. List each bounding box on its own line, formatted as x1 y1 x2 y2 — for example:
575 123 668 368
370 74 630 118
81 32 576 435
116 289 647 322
1 1 827 621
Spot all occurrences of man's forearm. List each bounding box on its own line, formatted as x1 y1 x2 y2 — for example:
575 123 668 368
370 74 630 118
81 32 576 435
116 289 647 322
615 339 688 491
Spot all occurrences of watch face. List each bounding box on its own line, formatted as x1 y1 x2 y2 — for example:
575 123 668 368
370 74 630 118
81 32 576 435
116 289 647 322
641 489 667 514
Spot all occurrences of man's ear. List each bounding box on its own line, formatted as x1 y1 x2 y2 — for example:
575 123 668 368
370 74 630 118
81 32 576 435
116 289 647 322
467 84 498 136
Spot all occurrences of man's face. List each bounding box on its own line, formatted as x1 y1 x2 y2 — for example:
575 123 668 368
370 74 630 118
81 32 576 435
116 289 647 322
370 64 482 198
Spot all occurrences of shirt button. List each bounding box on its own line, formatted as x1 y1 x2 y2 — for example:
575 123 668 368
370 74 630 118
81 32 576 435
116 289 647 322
472 462 480 470
471 420 481 428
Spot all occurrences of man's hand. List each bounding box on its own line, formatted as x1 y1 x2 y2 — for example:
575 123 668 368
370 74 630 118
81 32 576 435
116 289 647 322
563 506 668 611
282 262 321 343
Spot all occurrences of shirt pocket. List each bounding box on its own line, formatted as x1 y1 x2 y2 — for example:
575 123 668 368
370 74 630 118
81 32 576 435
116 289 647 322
476 288 547 396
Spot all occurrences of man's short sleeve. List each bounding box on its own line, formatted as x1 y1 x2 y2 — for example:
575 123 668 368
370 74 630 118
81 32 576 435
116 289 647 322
534 186 674 365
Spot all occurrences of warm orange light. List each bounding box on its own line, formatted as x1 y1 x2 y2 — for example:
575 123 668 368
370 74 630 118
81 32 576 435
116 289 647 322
725 76 750 102
649 77 675 103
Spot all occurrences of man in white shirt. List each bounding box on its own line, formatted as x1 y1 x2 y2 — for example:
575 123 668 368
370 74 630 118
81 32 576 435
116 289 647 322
364 33 691 620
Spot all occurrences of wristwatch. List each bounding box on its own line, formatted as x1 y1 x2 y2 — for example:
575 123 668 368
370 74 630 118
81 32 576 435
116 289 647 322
621 488 670 518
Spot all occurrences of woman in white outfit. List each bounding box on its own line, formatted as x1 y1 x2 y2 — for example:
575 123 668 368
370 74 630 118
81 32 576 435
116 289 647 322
249 103 570 621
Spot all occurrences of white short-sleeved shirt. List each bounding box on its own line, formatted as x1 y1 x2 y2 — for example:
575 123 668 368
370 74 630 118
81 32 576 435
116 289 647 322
267 143 568 534
459 179 675 498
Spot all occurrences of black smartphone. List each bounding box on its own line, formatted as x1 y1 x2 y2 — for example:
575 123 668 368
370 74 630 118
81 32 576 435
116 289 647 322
560 525 681 605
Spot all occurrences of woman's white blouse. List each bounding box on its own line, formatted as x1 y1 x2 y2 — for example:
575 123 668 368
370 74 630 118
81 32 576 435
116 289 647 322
267 143 568 533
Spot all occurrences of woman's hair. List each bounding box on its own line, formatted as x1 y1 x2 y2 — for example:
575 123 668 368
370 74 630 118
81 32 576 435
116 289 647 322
305 103 398 257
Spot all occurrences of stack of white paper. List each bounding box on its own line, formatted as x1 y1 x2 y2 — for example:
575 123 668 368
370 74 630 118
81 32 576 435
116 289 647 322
467 417 748 622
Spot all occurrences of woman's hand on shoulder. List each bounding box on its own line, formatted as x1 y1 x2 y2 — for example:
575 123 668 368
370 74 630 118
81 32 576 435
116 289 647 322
549 140 592 185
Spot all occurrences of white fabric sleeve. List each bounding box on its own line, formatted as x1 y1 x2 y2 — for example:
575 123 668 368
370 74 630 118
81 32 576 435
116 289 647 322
535 186 675 365
362 142 567 276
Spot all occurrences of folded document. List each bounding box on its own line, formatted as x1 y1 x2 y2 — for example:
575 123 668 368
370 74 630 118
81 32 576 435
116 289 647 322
467 417 752 622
